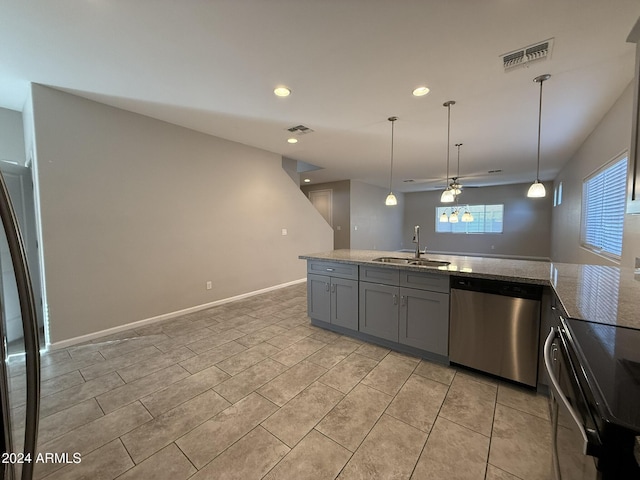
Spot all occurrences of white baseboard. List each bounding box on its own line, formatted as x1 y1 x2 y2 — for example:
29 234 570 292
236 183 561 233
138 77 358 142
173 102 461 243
47 278 307 351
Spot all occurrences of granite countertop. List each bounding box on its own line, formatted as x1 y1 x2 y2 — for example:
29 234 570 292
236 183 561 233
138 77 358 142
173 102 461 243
299 249 640 330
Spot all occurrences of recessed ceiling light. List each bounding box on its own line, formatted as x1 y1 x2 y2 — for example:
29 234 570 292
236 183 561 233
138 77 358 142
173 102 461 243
274 86 291 97
303 178 311 183
287 138 298 144
412 86 430 97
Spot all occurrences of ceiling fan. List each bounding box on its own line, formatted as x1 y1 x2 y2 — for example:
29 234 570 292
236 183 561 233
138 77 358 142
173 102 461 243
406 143 489 191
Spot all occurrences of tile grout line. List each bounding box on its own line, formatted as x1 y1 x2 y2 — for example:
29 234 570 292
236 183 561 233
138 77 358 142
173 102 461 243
406 369 455 480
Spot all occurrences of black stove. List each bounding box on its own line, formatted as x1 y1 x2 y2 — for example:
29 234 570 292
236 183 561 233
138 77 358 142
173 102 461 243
566 318 640 432
562 318 640 477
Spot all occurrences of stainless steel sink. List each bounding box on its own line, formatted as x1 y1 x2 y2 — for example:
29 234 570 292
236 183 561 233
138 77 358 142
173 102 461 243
372 257 415 265
372 257 451 268
411 259 451 268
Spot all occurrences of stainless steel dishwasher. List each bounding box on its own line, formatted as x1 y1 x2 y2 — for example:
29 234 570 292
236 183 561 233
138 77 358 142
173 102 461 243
449 276 542 387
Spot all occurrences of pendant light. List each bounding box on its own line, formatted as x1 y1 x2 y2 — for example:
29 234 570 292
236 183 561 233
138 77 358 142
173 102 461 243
527 74 550 198
385 116 398 206
440 101 456 203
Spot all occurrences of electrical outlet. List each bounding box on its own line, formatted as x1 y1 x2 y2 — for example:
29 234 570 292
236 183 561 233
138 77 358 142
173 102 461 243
206 281 212 290
281 228 288 236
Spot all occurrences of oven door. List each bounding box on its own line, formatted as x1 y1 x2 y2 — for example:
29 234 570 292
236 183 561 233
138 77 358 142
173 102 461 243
544 326 600 480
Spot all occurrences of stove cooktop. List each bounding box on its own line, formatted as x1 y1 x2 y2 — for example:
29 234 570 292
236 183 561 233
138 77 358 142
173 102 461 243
566 318 640 433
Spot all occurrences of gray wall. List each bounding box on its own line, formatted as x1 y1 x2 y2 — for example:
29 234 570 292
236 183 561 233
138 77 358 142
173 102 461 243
0 108 26 164
551 82 639 267
29 85 333 345
350 180 405 251
281 157 300 187
301 180 350 249
404 184 552 259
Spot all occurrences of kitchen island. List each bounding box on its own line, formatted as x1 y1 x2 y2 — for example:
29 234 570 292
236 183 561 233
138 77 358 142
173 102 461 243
299 249 640 330
300 249 640 477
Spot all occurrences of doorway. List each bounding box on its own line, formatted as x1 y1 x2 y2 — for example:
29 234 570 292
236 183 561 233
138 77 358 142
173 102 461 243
0 162 45 350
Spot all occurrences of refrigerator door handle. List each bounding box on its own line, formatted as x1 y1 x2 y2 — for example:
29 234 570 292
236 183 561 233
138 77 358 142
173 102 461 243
0 171 40 480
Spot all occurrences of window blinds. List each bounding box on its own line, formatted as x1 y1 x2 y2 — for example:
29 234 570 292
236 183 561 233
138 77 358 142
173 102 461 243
581 156 628 258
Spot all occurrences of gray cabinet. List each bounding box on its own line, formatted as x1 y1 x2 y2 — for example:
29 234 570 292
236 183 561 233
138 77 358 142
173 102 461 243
359 282 399 341
307 261 358 330
307 273 331 323
399 287 449 355
358 266 450 355
627 17 640 214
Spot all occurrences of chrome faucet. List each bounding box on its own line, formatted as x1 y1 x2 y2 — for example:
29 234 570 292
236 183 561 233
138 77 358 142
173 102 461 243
412 225 422 258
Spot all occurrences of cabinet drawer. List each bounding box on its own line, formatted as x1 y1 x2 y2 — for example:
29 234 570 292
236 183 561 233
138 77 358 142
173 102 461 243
359 266 400 285
307 261 358 280
400 270 449 293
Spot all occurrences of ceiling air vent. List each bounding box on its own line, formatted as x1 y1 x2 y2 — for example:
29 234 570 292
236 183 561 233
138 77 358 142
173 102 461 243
501 38 553 71
286 124 314 135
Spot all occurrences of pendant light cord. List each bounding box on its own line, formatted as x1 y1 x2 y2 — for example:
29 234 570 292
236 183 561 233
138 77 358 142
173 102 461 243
389 117 395 192
536 78 543 182
442 101 455 185
446 104 451 182
533 75 550 182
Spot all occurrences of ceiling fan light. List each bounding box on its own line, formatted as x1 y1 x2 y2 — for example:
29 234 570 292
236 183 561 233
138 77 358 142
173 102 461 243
439 212 449 223
441 188 455 203
385 192 398 206
527 180 546 198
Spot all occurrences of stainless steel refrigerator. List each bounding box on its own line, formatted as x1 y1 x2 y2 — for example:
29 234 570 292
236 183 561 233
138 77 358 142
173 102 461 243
0 169 40 480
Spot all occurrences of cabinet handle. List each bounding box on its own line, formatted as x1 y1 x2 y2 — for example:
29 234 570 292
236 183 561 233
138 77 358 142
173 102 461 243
393 294 398 305
330 284 335 293
326 268 334 272
325 283 330 292
401 295 406 306
551 305 557 311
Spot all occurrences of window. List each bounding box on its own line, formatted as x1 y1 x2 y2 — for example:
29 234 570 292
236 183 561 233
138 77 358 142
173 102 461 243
553 181 563 207
581 154 628 259
435 204 504 234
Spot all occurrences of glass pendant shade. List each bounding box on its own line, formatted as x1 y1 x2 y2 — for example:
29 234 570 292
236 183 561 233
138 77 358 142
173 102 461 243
385 192 398 206
449 211 459 223
439 212 449 223
441 188 455 203
461 211 473 222
527 181 546 198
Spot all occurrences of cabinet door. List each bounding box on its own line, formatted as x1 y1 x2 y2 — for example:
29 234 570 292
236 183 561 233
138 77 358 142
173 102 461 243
627 22 640 213
399 287 449 355
359 282 399 342
331 277 358 330
307 274 330 323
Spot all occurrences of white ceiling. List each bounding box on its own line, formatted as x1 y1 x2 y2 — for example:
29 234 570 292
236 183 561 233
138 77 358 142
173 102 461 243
1 1 639 192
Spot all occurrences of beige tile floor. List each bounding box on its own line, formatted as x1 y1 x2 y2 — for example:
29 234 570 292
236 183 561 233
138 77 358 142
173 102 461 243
15 283 553 479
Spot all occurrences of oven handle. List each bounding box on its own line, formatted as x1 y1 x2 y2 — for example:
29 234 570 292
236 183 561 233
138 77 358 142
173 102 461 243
543 327 590 455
